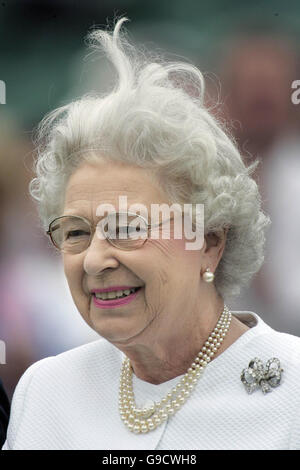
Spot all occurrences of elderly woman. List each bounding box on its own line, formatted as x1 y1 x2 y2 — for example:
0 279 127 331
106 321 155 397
2 19 300 450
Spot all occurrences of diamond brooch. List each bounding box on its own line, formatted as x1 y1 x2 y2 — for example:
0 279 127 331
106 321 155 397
241 357 283 394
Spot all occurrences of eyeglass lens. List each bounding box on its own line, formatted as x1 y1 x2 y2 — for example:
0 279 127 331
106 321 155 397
49 214 149 253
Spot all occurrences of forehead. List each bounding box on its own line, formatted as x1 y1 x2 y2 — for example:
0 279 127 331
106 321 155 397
63 160 170 216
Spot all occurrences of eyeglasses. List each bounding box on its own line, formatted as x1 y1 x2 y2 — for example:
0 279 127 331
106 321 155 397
47 211 177 254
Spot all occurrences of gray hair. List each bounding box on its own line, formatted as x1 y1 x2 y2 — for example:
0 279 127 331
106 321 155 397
29 17 270 301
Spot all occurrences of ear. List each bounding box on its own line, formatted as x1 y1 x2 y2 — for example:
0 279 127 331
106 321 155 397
203 228 228 272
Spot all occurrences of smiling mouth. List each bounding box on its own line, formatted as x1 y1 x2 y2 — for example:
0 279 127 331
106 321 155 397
93 286 142 301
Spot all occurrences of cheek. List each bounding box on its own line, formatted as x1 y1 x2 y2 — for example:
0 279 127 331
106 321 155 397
146 237 201 269
145 238 201 288
63 254 87 305
166 239 202 292
170 237 202 266
63 253 76 285
144 239 201 311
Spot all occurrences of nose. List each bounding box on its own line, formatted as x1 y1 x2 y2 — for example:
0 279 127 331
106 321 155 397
83 232 120 276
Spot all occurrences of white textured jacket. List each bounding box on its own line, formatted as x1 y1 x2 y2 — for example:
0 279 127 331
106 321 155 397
2 312 300 450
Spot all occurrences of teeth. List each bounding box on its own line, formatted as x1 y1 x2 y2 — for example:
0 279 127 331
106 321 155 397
95 288 138 300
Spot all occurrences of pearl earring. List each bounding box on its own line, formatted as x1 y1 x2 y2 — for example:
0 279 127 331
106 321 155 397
203 268 214 283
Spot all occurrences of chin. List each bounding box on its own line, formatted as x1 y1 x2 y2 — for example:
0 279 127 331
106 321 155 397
90 315 145 344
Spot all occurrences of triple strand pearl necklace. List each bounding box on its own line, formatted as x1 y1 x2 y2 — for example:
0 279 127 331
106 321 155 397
119 304 232 434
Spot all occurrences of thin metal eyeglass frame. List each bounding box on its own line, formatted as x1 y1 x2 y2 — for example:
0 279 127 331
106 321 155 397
46 211 180 253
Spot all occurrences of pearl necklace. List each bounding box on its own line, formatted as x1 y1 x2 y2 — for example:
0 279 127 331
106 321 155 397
119 304 232 434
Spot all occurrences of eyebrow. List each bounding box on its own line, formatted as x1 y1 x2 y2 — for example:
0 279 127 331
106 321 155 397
61 210 148 221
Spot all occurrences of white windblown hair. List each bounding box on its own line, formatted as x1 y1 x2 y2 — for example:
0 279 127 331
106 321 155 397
29 17 271 300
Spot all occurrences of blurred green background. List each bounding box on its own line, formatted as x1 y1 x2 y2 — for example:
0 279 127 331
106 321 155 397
1 0 300 128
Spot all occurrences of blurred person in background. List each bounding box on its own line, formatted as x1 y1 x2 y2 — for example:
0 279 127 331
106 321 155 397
0 115 37 399
218 34 300 335
0 378 10 448
0 114 98 399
